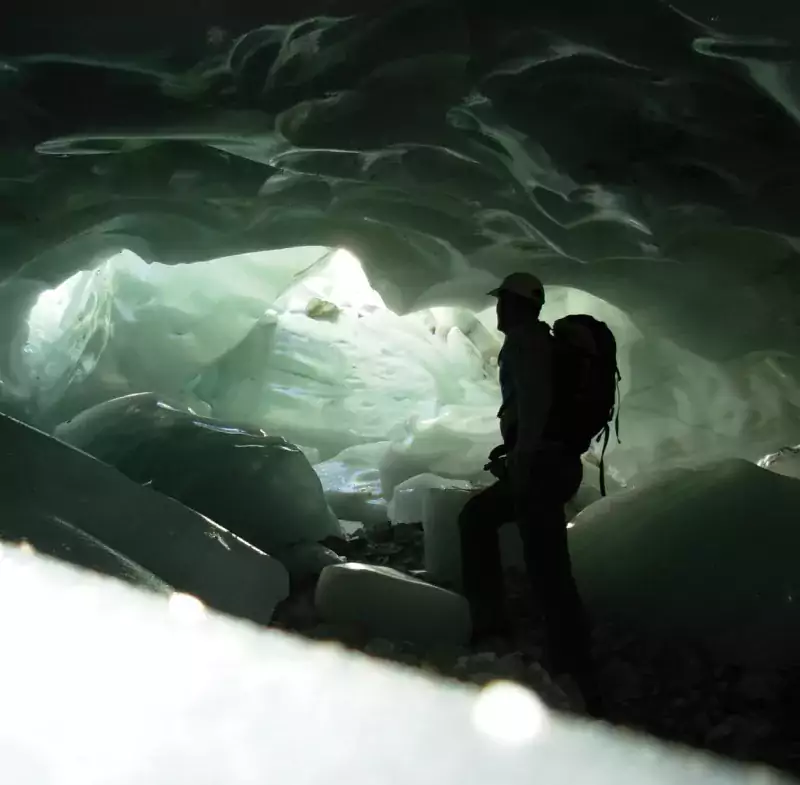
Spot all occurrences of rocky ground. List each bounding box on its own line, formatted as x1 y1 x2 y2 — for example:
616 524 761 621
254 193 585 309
273 521 800 778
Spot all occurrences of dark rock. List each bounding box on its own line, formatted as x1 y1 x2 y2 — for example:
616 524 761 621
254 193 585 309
55 393 342 554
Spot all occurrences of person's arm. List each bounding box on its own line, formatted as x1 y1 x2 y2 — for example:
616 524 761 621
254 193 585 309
505 327 553 454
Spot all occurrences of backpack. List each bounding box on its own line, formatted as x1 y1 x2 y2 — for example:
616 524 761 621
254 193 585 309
548 314 621 495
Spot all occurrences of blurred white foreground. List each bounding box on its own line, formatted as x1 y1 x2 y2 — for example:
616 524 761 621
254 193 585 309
0 542 791 785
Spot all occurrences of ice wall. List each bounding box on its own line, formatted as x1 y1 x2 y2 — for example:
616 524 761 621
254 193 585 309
194 278 497 459
6 246 800 505
18 246 335 427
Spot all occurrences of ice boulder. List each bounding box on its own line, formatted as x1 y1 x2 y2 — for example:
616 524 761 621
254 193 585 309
569 459 800 665
315 563 471 647
0 509 171 595
1 413 289 623
389 473 473 524
54 393 343 553
389 475 525 588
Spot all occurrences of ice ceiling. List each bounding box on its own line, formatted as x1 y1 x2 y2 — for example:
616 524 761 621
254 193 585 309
1 0 800 477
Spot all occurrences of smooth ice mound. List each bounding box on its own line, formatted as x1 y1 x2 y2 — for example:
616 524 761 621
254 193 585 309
315 562 472 647
569 459 800 666
1 412 289 624
54 392 342 553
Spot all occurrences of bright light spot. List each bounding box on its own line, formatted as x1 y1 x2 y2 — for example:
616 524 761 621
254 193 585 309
280 247 387 314
23 265 115 387
327 248 386 309
471 680 548 744
168 592 206 623
566 522 576 529
27 272 88 339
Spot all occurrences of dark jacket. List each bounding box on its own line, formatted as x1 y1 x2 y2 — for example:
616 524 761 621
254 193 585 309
497 321 553 452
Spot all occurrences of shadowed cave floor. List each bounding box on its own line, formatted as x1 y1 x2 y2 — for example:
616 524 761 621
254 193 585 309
273 522 800 777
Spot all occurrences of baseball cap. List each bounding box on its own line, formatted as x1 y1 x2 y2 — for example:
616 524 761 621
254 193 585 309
488 272 545 302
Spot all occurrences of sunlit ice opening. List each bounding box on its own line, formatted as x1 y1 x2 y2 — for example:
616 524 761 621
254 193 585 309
16 246 648 536
16 243 790 522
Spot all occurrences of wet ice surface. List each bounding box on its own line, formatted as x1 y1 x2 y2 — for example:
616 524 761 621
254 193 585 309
273 521 800 776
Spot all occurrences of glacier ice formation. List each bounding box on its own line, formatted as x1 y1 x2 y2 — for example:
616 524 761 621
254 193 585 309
1 0 800 680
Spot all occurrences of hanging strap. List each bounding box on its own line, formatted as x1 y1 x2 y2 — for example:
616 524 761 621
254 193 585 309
597 424 611 497
597 366 622 497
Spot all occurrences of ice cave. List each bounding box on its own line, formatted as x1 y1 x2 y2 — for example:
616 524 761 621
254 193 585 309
3 1 800 781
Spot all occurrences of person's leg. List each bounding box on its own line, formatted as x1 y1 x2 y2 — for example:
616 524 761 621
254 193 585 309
517 452 601 710
527 500 593 672
458 480 515 637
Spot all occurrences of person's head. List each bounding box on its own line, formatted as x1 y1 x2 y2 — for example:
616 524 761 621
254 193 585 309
489 272 545 333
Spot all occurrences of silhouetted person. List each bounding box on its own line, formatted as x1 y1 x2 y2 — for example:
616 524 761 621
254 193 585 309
458 272 603 714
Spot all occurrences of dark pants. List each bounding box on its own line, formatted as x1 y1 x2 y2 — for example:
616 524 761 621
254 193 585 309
458 448 595 685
